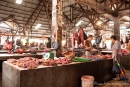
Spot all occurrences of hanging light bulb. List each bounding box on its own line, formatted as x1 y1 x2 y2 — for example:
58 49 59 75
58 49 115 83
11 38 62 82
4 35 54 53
96 21 102 25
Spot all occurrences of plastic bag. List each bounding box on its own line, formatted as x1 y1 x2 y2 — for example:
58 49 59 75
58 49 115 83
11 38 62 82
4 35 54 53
112 61 121 74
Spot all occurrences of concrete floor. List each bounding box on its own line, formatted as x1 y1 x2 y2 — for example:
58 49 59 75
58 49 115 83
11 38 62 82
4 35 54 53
96 70 130 87
0 71 129 87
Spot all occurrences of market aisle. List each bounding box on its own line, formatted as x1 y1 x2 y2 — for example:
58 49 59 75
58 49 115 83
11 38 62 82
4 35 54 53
96 70 130 87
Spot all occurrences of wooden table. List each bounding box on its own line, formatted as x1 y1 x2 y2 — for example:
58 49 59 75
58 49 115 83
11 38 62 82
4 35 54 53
2 59 114 87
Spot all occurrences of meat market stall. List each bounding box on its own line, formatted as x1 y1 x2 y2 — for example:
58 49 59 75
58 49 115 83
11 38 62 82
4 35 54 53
2 59 113 87
67 48 91 57
0 54 43 71
0 54 42 61
101 50 130 70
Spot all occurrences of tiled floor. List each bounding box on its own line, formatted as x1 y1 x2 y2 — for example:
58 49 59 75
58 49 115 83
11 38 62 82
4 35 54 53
0 71 129 87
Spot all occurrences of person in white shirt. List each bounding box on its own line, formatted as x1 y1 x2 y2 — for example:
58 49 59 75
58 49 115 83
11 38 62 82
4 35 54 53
111 35 122 80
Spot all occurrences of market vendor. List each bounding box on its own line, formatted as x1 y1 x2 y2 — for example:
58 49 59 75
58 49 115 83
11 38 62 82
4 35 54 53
85 35 94 56
127 40 130 52
47 37 51 48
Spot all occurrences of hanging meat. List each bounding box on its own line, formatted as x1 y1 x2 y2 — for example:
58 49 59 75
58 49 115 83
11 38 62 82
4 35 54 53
72 28 85 47
78 28 85 46
73 32 81 46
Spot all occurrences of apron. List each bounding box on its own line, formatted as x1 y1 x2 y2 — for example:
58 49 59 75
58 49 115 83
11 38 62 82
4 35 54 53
85 40 92 56
85 51 91 56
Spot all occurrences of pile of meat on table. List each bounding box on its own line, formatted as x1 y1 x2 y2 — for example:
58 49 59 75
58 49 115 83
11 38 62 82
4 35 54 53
7 57 72 69
7 57 40 69
55 57 71 64
81 54 112 59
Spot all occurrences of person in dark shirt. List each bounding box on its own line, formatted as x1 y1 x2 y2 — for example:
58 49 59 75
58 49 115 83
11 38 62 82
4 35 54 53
85 35 93 50
47 38 51 48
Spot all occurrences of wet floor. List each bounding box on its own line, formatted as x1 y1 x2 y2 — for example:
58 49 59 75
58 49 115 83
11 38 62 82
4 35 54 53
95 70 130 87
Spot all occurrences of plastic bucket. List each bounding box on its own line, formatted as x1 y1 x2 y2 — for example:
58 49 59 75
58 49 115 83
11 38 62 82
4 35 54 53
81 75 94 87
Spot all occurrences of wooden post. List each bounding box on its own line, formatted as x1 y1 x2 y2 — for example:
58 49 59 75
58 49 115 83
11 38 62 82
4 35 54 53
95 29 100 36
113 17 120 40
52 0 62 57
57 0 63 57
95 29 100 48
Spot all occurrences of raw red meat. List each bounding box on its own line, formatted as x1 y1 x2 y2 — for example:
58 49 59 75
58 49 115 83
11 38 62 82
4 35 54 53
72 28 85 52
7 57 40 69
55 57 71 65
7 59 16 63
78 28 84 46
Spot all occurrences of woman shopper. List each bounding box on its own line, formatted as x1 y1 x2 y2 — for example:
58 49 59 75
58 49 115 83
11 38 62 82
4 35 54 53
111 35 123 80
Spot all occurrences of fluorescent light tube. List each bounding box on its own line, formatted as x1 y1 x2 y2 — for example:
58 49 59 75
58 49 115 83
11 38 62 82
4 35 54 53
35 24 41 29
75 20 83 26
16 0 22 4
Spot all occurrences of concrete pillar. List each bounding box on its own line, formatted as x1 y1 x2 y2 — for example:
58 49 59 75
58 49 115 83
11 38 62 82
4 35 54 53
52 0 58 41
113 17 120 40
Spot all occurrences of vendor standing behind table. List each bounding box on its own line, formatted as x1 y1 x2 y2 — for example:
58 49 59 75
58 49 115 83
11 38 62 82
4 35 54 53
46 38 51 48
126 40 130 52
85 35 94 56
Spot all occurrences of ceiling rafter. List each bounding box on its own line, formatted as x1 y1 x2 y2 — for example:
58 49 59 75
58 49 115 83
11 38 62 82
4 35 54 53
78 4 97 25
25 0 44 33
0 0 36 10
43 0 52 31
63 12 71 22
1 15 25 35
115 0 127 12
0 4 35 13
76 0 118 17
83 22 91 28
69 13 84 30
72 11 82 22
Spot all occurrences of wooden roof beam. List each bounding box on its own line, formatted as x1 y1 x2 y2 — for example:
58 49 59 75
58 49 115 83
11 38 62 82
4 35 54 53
76 0 118 17
25 0 44 29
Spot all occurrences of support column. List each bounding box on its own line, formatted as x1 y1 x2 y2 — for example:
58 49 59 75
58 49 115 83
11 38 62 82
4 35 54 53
95 29 100 48
57 0 63 57
52 0 57 41
52 0 62 57
113 17 120 40
95 29 100 36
